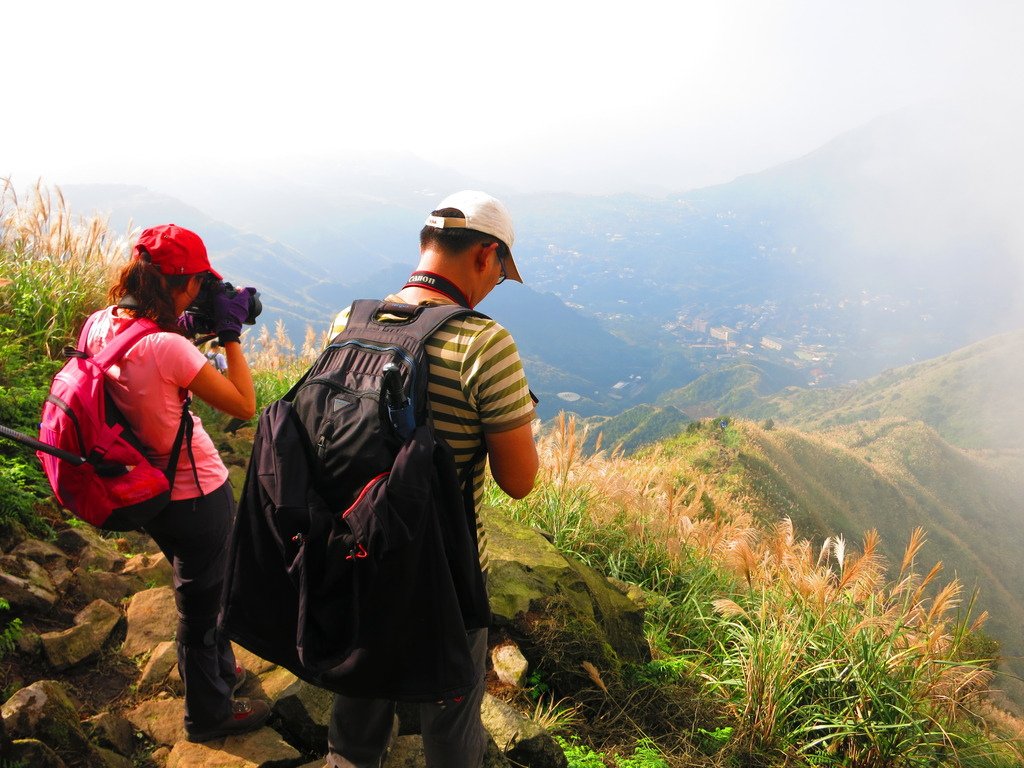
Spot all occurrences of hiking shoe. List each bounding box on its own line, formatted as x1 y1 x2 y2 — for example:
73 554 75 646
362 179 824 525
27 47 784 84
186 698 271 743
231 664 246 695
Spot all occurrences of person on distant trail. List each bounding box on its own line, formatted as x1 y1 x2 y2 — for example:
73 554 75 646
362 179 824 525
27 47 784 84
205 340 228 372
89 224 269 742
325 191 540 768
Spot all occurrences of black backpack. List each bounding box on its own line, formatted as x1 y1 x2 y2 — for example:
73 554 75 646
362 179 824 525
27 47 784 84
221 300 492 701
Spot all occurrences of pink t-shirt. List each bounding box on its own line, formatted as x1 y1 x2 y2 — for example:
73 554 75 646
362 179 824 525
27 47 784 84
86 307 229 500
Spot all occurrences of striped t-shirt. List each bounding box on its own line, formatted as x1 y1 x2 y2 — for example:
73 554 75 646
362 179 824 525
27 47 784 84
328 297 535 571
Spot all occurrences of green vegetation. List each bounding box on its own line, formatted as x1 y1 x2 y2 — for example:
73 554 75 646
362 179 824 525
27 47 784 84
574 404 691 456
740 334 1024 452
490 414 1022 766
658 361 801 419
0 329 61 534
555 736 669 768
0 599 23 660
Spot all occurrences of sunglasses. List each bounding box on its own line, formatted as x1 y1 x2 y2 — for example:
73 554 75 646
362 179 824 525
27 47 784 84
496 251 507 285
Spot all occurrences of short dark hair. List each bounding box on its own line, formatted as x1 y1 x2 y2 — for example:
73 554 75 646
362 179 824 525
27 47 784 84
420 207 512 262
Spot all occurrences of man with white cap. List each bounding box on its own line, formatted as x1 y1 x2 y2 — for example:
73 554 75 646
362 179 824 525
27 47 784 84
325 190 539 767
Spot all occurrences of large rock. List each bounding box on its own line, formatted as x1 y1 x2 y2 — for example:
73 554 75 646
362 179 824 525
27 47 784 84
491 642 529 687
126 696 185 747
481 694 567 768
1 679 91 756
53 526 100 555
12 538 74 590
122 587 177 657
233 643 279 677
482 507 649 665
73 567 144 605
85 711 137 757
165 726 300 767
41 599 123 670
93 745 133 768
139 640 181 693
78 540 127 573
6 738 69 767
121 551 173 587
271 677 333 752
258 666 302 701
54 526 121 562
0 554 58 612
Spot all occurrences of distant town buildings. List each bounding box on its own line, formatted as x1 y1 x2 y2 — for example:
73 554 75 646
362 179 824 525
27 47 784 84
710 325 734 342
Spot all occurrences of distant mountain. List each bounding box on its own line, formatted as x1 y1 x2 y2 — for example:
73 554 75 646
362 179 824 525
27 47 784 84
318 263 684 419
658 361 804 417
509 101 1024 379
56 184 679 420
60 184 341 333
746 328 1024 452
142 152 492 281
53 100 1024 417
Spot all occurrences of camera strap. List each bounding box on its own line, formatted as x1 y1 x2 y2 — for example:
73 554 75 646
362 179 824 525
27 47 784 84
403 271 471 308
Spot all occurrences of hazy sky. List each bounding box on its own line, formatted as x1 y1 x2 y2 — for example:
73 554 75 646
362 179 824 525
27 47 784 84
4 0 1020 194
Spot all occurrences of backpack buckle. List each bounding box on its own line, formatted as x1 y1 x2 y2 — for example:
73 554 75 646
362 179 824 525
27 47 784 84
346 543 368 560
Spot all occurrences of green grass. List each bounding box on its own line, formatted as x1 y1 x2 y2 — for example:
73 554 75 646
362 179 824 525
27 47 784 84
486 431 1018 767
0 599 23 660
0 327 63 535
554 736 670 768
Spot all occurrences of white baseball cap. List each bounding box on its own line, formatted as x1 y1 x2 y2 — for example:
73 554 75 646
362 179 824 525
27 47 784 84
425 190 522 283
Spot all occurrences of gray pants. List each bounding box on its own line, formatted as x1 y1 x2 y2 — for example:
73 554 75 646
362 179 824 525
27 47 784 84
327 628 488 768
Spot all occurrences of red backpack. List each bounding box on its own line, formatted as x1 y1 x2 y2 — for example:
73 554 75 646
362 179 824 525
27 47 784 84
34 312 192 530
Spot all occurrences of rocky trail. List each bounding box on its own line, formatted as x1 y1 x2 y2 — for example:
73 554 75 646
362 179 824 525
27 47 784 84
0 509 648 767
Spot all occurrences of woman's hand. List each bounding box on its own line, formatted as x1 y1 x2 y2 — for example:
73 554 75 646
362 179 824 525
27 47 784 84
214 287 259 344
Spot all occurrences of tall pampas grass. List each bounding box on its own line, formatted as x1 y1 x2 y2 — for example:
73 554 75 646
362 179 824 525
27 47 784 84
0 180 133 354
489 413 1008 766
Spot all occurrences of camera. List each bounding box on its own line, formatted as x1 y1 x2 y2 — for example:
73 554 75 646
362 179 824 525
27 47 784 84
183 275 263 336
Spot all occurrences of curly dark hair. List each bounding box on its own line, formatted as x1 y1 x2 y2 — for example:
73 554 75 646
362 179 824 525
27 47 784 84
420 207 512 262
107 257 195 332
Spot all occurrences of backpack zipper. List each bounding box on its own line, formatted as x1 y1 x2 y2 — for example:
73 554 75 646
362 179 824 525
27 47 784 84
320 341 418 395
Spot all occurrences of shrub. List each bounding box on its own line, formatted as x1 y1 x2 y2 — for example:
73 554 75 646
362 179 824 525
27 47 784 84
0 599 23 660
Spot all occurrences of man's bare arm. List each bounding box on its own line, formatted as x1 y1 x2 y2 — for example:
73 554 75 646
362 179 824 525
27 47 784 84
485 422 539 499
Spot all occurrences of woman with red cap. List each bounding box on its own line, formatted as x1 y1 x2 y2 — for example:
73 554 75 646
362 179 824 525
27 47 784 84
85 223 269 742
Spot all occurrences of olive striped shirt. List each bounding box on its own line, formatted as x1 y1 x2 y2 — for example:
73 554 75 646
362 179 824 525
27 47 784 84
328 297 535 571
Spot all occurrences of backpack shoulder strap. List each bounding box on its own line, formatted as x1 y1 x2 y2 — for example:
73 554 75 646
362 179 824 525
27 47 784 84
412 303 489 340
88 314 163 371
82 312 196 486
342 299 488 341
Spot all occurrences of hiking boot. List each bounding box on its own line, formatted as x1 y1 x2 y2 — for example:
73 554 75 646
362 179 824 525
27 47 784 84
231 664 246 695
186 698 271 743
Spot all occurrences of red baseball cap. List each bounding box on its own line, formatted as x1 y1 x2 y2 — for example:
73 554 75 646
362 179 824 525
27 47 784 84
133 224 222 279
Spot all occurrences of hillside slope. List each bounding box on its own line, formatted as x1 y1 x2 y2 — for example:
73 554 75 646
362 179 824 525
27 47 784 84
702 418 1024 703
658 361 803 419
750 327 1024 451
576 404 692 455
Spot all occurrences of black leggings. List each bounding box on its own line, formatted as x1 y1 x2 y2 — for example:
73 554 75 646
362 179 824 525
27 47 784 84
145 480 238 729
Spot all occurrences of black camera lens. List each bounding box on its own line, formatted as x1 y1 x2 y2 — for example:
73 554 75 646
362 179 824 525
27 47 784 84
183 278 262 337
